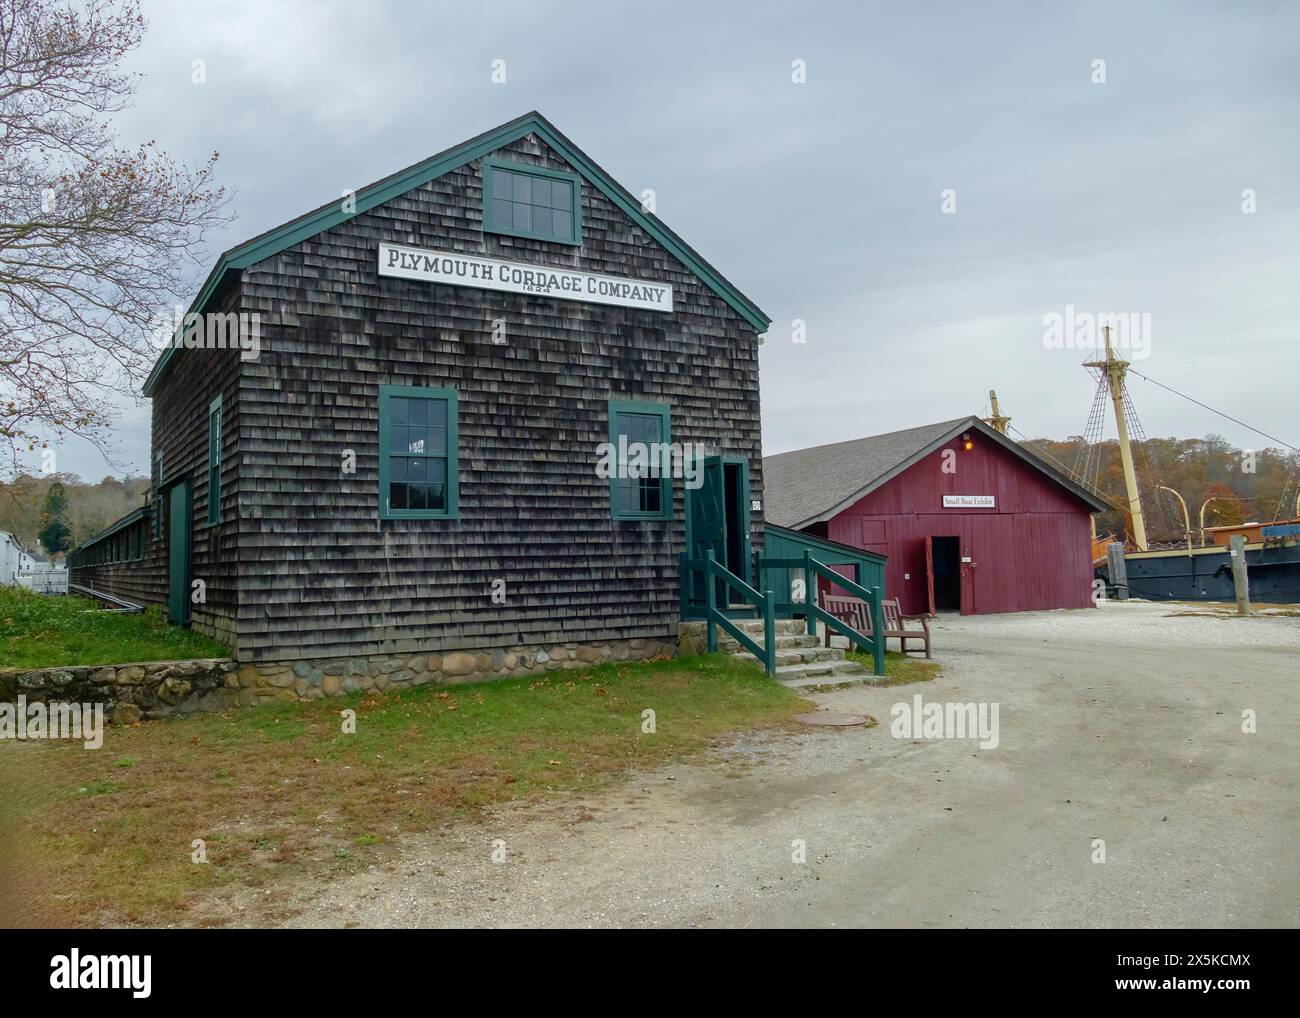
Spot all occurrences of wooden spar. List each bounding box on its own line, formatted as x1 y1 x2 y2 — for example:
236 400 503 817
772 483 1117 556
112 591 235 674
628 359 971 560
985 389 1011 435
1084 327 1148 551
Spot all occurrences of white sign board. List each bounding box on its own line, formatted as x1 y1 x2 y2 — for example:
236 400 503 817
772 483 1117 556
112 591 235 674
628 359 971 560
378 243 674 313
942 494 995 509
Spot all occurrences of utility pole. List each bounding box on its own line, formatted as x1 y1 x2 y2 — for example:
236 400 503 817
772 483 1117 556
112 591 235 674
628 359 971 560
1084 327 1148 551
986 389 1011 435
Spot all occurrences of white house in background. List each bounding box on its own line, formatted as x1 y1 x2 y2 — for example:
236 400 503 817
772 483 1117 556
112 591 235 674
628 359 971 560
1 530 25 585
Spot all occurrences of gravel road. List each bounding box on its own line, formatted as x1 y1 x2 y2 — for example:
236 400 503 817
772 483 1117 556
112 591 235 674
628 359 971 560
277 601 1299 928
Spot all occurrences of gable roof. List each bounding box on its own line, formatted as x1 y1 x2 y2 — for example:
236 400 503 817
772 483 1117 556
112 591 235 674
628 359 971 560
143 111 771 396
763 415 1111 528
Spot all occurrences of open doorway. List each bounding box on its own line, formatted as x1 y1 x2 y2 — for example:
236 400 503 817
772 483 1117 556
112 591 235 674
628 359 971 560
723 462 747 582
930 536 961 612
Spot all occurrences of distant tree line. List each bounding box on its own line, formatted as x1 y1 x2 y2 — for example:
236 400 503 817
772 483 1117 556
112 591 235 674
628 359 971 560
0 473 149 555
1021 434 1299 546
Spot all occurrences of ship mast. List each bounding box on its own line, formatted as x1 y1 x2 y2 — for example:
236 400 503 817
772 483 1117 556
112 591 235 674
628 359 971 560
985 390 1011 435
1083 327 1148 551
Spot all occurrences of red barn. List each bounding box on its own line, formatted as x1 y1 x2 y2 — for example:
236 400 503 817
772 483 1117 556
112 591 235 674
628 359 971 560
763 416 1108 615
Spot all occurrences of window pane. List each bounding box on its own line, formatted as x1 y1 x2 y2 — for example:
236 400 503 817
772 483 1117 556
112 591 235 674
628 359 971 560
554 208 572 239
390 483 408 510
408 399 428 426
512 174 531 203
492 168 512 197
409 483 428 511
429 400 446 428
407 458 427 483
618 412 662 447
552 179 572 211
614 478 638 514
490 198 512 229
428 426 446 455
513 202 531 232
640 477 661 513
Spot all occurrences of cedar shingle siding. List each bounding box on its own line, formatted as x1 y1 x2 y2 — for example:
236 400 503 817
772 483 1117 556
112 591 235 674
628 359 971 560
71 120 767 666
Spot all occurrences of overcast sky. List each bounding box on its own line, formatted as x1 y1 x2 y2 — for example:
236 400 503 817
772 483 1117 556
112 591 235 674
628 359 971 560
45 0 1300 480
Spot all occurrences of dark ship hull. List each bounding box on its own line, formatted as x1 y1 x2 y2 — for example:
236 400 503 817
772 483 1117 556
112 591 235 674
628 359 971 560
1098 535 1300 603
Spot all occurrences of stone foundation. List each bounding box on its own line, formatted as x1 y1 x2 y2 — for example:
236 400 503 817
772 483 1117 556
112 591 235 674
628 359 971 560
0 636 677 721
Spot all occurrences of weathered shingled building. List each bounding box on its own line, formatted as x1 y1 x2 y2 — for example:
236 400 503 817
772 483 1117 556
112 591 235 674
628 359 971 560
69 112 772 693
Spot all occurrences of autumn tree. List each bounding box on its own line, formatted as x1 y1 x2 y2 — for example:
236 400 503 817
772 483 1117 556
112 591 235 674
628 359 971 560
0 0 231 474
36 478 71 552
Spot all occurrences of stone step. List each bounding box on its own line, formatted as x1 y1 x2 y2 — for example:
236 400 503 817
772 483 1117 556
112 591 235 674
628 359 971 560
729 618 809 636
719 633 823 653
776 658 876 691
774 658 863 678
729 646 837 668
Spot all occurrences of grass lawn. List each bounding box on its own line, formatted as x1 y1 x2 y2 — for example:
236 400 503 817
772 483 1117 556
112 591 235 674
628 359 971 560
0 587 229 668
847 649 943 685
0 655 808 927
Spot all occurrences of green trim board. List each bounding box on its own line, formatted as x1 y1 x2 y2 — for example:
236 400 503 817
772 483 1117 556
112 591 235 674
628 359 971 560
207 393 223 525
142 112 770 396
378 384 459 520
608 399 672 521
482 156 581 245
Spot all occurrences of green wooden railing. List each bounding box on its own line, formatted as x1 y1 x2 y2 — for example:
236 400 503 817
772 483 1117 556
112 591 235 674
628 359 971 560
679 549 777 675
756 550 885 676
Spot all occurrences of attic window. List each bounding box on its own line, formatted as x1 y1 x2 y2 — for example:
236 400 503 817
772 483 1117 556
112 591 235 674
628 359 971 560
482 157 581 246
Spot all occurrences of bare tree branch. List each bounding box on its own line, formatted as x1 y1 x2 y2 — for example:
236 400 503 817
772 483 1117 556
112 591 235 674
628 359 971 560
0 0 233 476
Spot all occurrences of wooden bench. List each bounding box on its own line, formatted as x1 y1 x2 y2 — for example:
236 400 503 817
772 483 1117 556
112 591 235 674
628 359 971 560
822 594 932 659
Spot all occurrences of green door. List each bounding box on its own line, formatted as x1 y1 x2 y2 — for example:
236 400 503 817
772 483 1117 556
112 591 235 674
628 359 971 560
685 458 728 613
167 480 191 624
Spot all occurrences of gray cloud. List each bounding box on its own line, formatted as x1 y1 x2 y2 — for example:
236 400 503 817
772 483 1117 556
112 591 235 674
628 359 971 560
40 0 1300 479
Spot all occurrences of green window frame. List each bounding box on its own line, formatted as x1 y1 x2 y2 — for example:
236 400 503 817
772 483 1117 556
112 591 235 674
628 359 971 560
378 385 459 520
482 157 582 246
207 394 223 525
608 400 672 521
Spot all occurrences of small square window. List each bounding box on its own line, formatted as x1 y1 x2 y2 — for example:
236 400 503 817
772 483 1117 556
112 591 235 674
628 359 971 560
483 158 580 246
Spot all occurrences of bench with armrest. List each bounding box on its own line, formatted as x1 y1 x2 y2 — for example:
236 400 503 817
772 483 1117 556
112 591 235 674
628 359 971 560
821 594 932 659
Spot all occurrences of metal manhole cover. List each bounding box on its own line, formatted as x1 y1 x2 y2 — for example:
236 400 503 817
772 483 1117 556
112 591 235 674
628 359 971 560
795 712 872 727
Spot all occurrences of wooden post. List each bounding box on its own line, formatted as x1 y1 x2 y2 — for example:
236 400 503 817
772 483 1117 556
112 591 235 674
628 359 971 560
870 585 886 676
762 589 776 675
1106 542 1128 601
802 549 817 636
704 547 718 652
1229 535 1251 616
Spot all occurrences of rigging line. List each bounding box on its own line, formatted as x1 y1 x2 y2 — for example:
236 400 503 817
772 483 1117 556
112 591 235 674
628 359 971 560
1127 368 1299 453
1007 425 1112 502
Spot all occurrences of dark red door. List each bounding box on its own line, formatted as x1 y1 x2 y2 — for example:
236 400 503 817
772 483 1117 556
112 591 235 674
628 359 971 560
960 535 975 614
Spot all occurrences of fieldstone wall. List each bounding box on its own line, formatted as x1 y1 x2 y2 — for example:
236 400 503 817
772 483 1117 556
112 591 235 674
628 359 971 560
0 659 236 724
0 636 676 721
